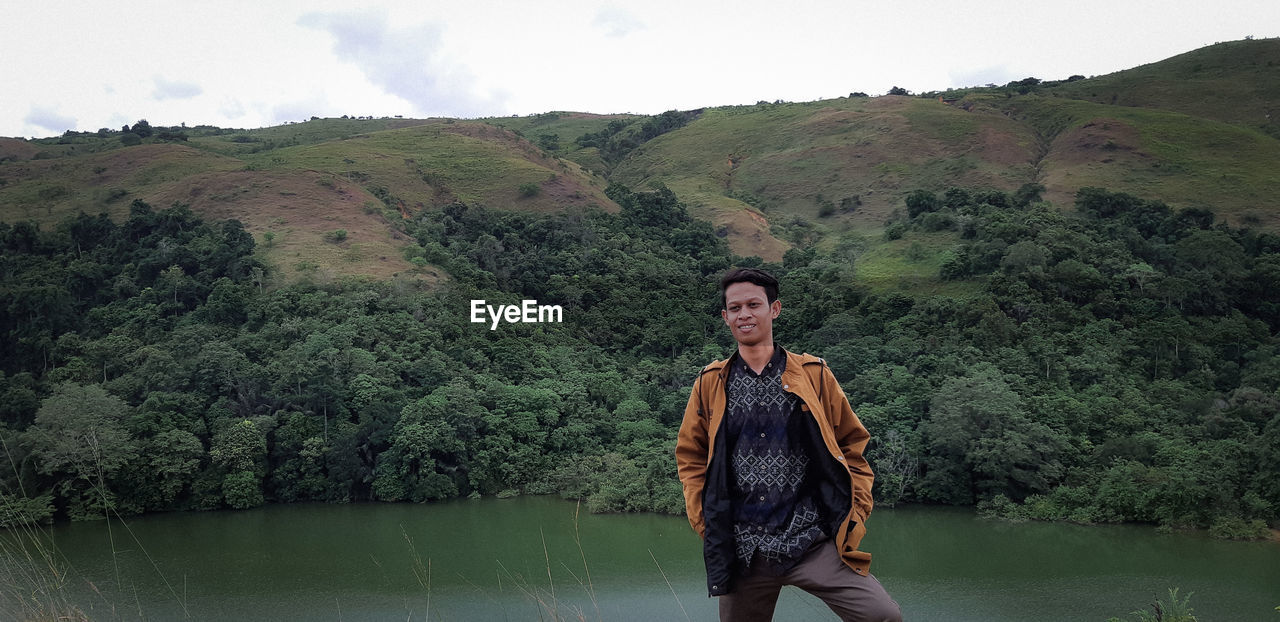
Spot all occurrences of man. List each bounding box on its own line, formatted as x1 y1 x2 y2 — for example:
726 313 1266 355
675 268 902 622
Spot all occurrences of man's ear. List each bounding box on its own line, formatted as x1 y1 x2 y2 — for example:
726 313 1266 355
770 299 781 318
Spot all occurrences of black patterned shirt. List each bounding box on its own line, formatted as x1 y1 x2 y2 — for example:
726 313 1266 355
724 345 824 574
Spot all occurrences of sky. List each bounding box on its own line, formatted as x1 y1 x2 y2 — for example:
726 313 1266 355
2 0 1276 138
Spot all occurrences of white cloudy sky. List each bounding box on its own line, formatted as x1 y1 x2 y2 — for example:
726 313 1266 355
2 0 1275 138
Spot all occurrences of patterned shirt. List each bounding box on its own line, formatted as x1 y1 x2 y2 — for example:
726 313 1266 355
724 345 825 574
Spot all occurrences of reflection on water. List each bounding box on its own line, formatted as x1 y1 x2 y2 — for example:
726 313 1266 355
34 497 1280 621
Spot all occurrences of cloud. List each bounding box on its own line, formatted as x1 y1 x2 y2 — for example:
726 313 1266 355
949 65 1022 89
298 8 503 118
219 98 247 120
593 6 645 38
271 93 330 125
24 106 77 135
152 76 204 100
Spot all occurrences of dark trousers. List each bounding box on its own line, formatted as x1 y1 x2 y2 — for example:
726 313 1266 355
718 541 902 622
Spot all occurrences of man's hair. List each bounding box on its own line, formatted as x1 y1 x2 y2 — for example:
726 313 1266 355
720 267 779 309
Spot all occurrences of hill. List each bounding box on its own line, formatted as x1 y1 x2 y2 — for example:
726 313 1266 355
1 39 1277 274
0 119 617 282
608 95 1037 260
1043 38 1280 136
594 38 1280 262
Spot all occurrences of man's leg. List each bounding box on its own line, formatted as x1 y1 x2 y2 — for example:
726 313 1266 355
718 567 785 622
785 542 902 622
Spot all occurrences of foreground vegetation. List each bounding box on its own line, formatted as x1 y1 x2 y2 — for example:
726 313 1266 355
1 181 1278 541
1106 588 1199 622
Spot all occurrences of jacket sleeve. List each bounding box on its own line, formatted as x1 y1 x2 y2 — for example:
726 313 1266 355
821 363 874 522
674 374 709 537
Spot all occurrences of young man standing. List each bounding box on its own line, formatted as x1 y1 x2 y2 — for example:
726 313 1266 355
675 268 902 622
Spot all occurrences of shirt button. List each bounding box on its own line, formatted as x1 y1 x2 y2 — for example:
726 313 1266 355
760 432 766 438
783 384 789 389
759 496 765 501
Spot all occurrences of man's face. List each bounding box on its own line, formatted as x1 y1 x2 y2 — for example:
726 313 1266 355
721 281 781 347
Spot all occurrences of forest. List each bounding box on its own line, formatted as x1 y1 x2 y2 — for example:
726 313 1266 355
1 183 1277 539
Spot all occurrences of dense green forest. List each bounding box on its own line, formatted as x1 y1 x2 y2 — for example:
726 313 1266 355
1 183 1277 539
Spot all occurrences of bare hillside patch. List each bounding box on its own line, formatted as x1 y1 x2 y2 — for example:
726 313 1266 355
148 169 421 282
0 138 40 162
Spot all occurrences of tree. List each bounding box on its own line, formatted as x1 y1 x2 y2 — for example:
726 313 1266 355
1012 183 1045 207
25 383 137 518
131 119 153 138
1001 241 1049 275
128 429 203 510
921 366 1065 503
210 419 268 509
905 190 939 218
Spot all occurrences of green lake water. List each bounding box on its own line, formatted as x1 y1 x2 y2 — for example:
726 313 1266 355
28 497 1280 621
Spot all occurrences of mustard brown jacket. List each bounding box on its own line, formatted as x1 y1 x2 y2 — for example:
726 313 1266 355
675 349 875 596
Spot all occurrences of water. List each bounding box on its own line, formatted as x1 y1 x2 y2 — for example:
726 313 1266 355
22 498 1280 621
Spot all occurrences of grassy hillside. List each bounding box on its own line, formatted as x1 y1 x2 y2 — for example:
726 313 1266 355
482 111 643 174
1044 38 1280 137
608 96 1038 260
971 94 1280 226
0 119 617 283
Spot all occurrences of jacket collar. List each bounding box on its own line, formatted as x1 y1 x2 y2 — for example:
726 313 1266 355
725 344 786 377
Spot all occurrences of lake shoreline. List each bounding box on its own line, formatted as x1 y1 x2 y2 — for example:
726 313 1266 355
10 494 1278 544
13 496 1280 621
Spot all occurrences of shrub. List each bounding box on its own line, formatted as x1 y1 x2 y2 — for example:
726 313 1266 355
920 211 956 231
536 133 560 151
1207 515 1270 540
905 189 940 218
324 229 348 243
518 182 540 198
120 132 142 146
0 494 55 527
1106 588 1197 622
222 471 264 509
